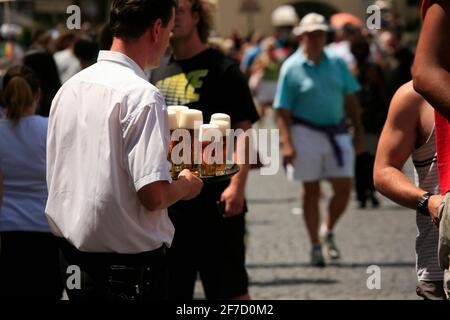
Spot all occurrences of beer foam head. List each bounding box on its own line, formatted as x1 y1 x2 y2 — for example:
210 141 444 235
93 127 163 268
211 113 231 123
179 109 203 129
210 120 230 135
168 105 189 125
168 110 178 130
199 124 221 142
168 105 189 115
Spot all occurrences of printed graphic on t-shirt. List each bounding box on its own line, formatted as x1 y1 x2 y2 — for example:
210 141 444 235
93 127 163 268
156 69 209 105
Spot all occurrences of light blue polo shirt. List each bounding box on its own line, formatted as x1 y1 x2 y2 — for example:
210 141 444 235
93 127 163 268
274 48 360 126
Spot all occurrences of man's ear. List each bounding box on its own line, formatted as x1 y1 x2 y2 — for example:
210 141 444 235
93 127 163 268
149 19 163 43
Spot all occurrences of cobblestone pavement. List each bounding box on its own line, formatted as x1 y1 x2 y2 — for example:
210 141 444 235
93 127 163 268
194 116 420 300
242 166 418 300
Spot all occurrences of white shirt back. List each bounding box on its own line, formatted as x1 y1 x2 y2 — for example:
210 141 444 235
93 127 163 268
46 51 174 253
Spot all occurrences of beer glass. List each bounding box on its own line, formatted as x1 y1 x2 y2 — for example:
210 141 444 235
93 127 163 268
210 120 230 175
179 109 203 176
168 105 189 126
168 110 181 176
199 124 220 177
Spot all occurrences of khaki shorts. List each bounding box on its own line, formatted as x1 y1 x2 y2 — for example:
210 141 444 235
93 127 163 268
286 125 354 182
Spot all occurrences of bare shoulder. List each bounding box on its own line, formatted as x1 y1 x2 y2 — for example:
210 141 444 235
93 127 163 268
391 81 424 111
387 81 421 125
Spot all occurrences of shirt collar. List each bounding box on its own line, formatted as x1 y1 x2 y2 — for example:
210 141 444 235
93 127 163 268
97 50 148 80
298 48 329 66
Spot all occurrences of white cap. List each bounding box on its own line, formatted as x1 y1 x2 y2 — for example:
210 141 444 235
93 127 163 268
179 109 203 130
210 113 231 123
210 120 230 136
293 12 329 36
271 5 299 27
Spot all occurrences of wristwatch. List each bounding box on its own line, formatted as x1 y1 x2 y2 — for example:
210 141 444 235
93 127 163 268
417 192 431 216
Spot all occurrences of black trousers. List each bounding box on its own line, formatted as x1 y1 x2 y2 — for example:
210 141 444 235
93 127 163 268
59 239 168 301
355 152 376 204
0 232 63 300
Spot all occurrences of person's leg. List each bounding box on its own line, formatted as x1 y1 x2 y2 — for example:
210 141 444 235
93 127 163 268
221 212 250 300
324 177 352 231
167 210 198 300
354 153 367 208
0 232 63 300
303 181 321 245
322 133 355 232
303 182 326 267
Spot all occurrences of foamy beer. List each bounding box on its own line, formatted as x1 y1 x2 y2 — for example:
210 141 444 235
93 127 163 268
168 105 189 126
179 109 203 175
210 120 230 175
199 124 220 177
210 113 231 123
168 110 181 176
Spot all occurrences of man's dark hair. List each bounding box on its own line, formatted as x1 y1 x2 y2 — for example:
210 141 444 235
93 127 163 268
110 0 177 41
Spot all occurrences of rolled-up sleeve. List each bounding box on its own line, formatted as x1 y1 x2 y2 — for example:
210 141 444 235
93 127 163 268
123 94 172 192
274 63 295 111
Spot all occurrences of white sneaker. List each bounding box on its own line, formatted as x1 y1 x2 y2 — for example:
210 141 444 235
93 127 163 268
323 232 341 260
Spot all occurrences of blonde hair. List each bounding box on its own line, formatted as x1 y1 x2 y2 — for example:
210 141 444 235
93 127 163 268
2 65 40 126
189 0 216 44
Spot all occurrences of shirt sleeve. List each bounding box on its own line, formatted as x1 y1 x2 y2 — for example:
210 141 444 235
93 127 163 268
274 62 295 111
122 92 172 192
338 58 361 96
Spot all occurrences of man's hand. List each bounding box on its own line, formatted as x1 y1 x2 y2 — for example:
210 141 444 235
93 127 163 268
178 169 203 200
429 194 445 226
220 184 245 217
282 143 296 166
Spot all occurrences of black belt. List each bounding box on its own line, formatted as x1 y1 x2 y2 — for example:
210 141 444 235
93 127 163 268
59 238 166 267
292 117 348 167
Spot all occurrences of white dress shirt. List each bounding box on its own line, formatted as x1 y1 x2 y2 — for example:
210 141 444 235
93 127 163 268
46 51 174 253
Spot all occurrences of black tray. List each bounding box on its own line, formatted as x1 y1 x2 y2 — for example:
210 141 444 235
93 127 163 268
172 164 240 183
200 164 240 183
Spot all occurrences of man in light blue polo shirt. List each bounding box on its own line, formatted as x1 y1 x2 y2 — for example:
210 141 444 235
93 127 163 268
275 13 365 267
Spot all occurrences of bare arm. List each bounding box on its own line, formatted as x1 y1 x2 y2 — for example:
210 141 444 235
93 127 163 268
374 82 442 218
230 120 252 191
220 120 252 216
413 0 450 120
138 170 203 211
345 94 365 154
345 94 364 134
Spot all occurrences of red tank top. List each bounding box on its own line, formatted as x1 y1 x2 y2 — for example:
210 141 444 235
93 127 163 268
421 0 450 194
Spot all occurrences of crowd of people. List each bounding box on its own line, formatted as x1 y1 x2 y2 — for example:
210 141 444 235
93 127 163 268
0 0 448 301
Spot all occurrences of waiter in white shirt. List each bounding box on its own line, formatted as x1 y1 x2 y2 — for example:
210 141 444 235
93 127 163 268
45 0 203 301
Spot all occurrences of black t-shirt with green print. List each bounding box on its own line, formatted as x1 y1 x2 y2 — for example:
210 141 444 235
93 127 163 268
150 48 259 127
